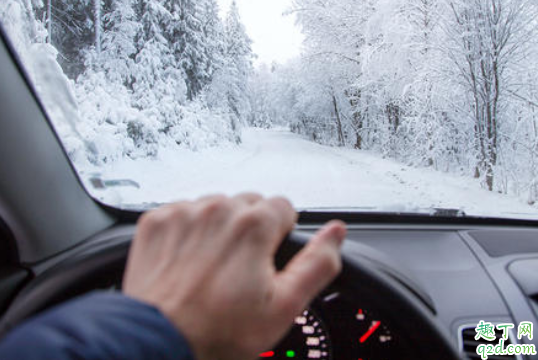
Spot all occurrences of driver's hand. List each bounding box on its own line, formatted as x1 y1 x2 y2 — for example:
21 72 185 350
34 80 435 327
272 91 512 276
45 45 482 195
123 194 346 360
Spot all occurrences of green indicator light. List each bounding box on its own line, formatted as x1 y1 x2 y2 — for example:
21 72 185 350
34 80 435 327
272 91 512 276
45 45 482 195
286 350 295 358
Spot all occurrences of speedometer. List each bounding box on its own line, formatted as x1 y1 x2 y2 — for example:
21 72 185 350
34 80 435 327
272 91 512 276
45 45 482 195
257 290 413 359
259 309 331 359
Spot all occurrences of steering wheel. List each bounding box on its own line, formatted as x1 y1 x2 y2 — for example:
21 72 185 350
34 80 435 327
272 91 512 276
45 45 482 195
0 231 461 359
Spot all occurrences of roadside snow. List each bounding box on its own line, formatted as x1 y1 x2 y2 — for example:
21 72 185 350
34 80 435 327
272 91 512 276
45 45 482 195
82 127 538 219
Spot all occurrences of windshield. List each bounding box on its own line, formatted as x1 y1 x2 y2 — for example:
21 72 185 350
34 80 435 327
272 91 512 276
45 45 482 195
2 0 538 219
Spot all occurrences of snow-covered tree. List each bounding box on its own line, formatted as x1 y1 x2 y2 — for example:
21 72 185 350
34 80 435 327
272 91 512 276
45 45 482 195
167 0 207 100
82 0 139 87
132 0 184 106
443 0 538 190
223 1 253 119
200 0 225 86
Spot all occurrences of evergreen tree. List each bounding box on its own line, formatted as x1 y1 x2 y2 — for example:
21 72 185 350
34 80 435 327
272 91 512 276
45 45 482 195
222 0 253 121
85 0 139 87
133 0 178 107
200 0 225 86
35 0 96 78
169 0 208 100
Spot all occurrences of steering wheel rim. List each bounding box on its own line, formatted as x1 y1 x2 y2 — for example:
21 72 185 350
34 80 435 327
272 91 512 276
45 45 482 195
0 231 461 359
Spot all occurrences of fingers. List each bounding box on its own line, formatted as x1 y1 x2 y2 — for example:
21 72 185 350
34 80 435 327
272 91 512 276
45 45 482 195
233 192 264 206
264 197 298 253
266 197 298 233
144 194 297 256
273 221 346 318
244 197 296 238
135 193 299 261
230 196 297 255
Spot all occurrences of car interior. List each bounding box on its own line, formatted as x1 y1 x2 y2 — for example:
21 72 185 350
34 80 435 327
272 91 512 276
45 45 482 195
0 19 538 360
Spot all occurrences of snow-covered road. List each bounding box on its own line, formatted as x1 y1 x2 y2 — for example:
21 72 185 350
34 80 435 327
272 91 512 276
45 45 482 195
89 127 538 219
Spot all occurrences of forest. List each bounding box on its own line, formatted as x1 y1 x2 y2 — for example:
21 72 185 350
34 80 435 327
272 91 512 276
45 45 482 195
1 0 254 162
2 0 538 205
251 0 538 203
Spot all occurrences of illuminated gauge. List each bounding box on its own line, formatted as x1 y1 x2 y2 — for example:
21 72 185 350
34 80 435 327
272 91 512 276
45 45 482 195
259 309 331 359
355 308 392 346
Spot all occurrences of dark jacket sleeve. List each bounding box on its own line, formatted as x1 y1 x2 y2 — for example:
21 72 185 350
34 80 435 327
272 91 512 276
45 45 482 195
0 292 195 360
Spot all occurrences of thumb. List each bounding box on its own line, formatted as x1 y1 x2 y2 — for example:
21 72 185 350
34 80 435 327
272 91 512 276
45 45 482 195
272 221 346 320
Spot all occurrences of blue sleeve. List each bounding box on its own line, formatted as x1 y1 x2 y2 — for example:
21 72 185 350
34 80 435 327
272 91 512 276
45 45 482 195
0 292 196 360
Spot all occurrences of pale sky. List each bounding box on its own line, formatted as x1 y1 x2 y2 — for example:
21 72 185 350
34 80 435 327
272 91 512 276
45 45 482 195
217 0 304 66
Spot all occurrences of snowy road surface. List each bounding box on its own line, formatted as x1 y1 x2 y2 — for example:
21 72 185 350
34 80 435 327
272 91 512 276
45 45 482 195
88 127 538 219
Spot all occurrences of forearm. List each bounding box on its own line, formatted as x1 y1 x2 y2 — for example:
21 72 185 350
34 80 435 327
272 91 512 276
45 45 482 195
0 292 194 360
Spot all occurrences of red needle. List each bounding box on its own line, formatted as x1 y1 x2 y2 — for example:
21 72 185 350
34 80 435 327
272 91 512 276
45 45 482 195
259 351 275 357
359 321 381 343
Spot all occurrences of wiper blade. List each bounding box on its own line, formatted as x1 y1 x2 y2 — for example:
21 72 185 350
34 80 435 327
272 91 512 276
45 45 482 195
89 176 140 189
428 208 467 217
298 206 467 218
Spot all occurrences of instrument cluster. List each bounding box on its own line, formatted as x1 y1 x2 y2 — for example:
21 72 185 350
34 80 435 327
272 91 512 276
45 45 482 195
258 289 411 359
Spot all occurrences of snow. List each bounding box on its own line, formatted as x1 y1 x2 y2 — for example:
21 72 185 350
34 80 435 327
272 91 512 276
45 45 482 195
3 0 538 218
84 127 538 219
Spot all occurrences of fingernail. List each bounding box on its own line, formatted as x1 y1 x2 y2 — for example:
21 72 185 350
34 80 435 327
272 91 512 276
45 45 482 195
329 224 346 246
334 232 346 246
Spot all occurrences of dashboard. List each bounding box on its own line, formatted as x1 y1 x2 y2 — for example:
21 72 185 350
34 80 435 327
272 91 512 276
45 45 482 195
259 224 538 360
3 223 538 359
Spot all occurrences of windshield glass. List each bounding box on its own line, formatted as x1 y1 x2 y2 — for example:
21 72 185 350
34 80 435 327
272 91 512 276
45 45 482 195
2 0 538 219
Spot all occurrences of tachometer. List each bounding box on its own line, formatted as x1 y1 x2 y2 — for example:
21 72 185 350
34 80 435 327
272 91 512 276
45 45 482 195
319 291 404 359
259 309 331 359
356 308 392 347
